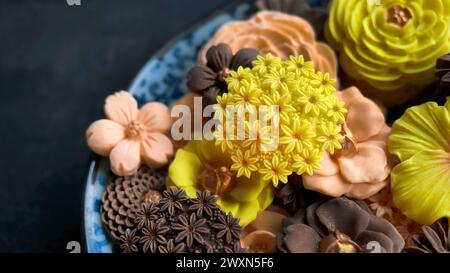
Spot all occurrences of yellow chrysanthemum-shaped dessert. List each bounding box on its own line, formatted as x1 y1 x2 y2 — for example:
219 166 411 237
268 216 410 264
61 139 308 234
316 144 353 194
214 54 347 187
325 0 450 106
388 97 450 225
167 139 274 226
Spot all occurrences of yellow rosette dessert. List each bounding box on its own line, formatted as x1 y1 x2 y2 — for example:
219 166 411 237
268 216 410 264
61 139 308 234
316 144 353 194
167 139 274 227
388 97 450 225
199 11 338 80
325 0 450 106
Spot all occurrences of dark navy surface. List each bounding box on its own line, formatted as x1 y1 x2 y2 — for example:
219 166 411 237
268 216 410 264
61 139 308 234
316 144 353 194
0 0 230 252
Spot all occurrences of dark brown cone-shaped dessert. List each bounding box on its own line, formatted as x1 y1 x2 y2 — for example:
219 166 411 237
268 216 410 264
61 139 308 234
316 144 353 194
277 197 405 253
404 218 449 253
101 166 167 243
119 187 246 253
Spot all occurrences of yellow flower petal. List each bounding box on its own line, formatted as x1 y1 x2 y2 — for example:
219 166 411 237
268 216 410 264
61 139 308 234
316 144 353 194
168 141 203 196
391 150 450 225
168 139 274 226
218 187 273 227
229 175 271 203
389 101 450 162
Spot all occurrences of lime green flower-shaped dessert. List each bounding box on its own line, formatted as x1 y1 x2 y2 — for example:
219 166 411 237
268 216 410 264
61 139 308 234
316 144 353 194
325 0 450 106
168 139 273 226
389 97 450 225
214 54 347 187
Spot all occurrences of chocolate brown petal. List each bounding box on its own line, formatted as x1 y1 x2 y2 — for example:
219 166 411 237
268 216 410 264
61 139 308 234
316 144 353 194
204 86 222 106
305 196 330 237
403 246 429 253
187 65 216 91
366 215 405 253
315 197 370 239
256 0 306 13
411 234 434 253
436 54 450 75
256 0 282 12
282 224 321 253
440 72 450 87
283 208 307 228
290 0 312 14
206 43 232 72
276 233 288 253
355 230 391 253
353 199 372 214
231 48 259 70
422 225 447 253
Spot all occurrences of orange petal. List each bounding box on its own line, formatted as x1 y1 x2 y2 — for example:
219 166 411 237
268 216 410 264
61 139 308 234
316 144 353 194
104 91 138 126
315 151 339 176
303 174 351 197
110 139 141 176
241 230 276 253
141 132 174 168
316 42 338 80
86 119 125 156
367 125 391 143
335 86 363 105
338 143 388 184
347 99 385 142
246 210 286 235
346 179 389 200
138 102 172 133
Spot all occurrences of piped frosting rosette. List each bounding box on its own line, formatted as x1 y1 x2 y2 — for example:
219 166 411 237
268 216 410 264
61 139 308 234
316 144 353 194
325 0 450 106
199 11 338 80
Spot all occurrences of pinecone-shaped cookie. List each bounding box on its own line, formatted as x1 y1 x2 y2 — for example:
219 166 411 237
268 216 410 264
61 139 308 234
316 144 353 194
101 166 167 243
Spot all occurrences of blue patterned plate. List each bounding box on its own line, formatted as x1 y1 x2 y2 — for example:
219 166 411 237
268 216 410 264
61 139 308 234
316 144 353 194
82 0 329 253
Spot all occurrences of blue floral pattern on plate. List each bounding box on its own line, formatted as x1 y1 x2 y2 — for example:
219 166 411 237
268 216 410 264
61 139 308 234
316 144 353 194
83 0 329 253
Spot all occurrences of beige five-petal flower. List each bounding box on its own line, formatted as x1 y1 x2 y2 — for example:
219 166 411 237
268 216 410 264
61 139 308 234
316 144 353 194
86 91 174 176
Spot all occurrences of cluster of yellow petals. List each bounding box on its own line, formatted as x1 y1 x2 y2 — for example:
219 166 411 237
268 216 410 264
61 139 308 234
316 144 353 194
214 54 347 186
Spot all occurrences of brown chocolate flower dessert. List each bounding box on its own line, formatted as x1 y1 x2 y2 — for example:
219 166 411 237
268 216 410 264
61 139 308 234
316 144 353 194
101 166 167 243
404 218 449 253
187 43 258 106
277 197 405 253
118 187 246 253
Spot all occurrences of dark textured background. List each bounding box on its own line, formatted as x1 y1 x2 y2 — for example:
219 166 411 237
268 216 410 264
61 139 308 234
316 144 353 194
0 0 231 252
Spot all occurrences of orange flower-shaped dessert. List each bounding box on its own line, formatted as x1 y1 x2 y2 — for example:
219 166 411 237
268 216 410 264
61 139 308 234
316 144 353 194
198 11 337 79
303 87 395 199
86 91 174 176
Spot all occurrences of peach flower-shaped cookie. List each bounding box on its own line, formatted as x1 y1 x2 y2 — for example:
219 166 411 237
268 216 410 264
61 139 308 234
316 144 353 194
303 87 395 199
199 11 337 79
86 91 174 176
